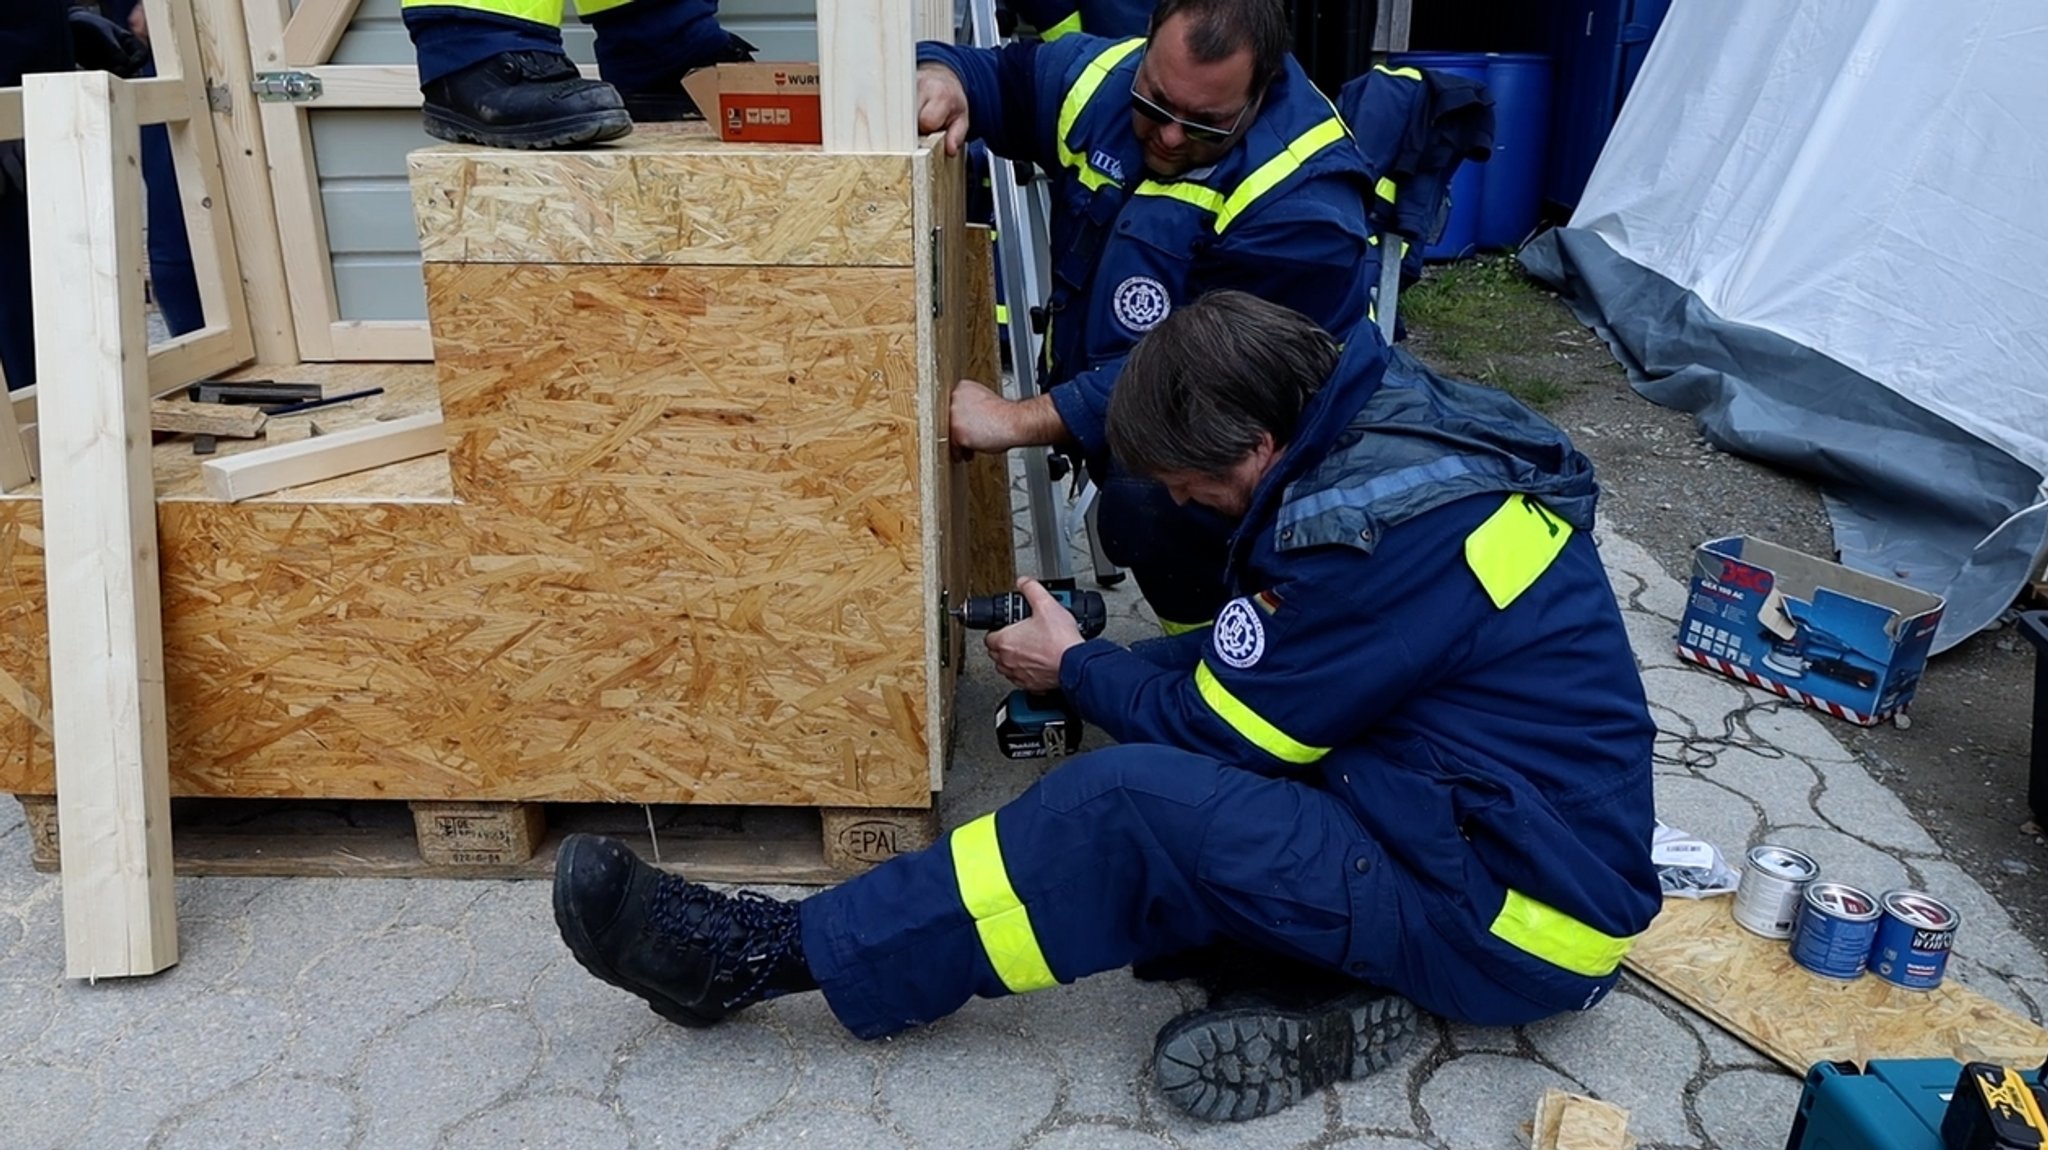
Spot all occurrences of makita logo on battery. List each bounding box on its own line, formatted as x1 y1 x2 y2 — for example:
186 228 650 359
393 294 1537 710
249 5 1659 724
1912 928 1954 952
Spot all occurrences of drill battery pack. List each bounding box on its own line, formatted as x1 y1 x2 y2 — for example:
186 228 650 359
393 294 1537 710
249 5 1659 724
1784 1058 2048 1150
995 691 1085 760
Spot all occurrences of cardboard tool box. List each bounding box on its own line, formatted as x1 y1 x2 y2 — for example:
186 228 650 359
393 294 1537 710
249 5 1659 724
681 62 822 144
1676 536 1944 726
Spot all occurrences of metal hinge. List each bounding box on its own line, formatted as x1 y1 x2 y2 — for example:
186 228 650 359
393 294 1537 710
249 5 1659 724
251 71 322 103
205 81 233 114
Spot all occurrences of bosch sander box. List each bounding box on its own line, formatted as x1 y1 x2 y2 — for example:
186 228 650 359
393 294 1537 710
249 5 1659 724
1676 536 1944 726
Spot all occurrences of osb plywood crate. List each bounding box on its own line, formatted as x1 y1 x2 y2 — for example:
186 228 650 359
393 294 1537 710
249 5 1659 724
0 130 970 824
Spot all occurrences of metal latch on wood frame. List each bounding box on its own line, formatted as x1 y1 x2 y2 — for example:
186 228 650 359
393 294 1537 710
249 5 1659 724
251 71 322 103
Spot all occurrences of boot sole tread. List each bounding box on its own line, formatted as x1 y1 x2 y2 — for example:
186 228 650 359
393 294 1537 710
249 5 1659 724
1153 991 1420 1123
423 107 633 150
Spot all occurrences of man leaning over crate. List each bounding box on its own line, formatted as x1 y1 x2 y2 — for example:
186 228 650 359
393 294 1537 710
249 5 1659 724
927 0 1379 635
548 293 1663 1124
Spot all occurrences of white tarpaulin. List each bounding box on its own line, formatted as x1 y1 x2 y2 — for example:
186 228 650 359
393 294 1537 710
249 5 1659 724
1524 0 2048 650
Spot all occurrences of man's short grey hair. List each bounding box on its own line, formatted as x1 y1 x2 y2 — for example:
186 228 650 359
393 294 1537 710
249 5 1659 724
1106 291 1339 478
1148 0 1291 91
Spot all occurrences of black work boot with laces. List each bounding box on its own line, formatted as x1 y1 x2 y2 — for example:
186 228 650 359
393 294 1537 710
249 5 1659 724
1152 976 1421 1122
552 833 815 1026
420 50 633 150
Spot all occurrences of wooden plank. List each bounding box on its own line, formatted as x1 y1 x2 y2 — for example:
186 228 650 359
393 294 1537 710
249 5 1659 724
146 325 246 396
0 88 18 141
192 0 299 364
281 0 362 68
152 400 267 438
818 0 916 152
25 69 178 979
11 385 35 428
1625 895 2048 1073
961 225 1014 597
242 0 339 360
200 411 446 501
410 800 546 866
918 140 968 787
821 807 939 871
145 0 256 371
914 0 952 41
128 76 191 127
409 141 919 267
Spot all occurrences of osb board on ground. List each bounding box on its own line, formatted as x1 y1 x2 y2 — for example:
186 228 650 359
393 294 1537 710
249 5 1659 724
0 143 967 809
1625 895 2048 1072
16 795 936 883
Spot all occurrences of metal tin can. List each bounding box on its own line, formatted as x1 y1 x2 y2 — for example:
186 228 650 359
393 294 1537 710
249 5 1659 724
1733 845 1820 939
1870 889 1960 991
1790 882 1881 980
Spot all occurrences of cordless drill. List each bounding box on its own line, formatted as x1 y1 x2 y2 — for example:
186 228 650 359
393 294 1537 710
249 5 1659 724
952 589 1108 759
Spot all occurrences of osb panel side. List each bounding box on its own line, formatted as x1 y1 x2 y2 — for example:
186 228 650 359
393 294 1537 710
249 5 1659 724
915 142 969 788
1625 895 2048 1072
153 499 931 806
0 505 52 793
409 148 917 267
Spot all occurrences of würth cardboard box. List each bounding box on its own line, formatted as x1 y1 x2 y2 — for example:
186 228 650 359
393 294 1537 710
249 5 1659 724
1676 536 1944 725
681 62 822 144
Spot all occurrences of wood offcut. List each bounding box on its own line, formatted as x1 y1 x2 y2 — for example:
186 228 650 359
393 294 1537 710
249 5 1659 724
1625 895 2048 1072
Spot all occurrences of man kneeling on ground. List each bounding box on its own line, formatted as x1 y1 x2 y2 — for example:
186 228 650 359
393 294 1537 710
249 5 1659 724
550 292 1662 1123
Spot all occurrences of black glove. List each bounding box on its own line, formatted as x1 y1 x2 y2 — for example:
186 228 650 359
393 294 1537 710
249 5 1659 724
67 9 150 79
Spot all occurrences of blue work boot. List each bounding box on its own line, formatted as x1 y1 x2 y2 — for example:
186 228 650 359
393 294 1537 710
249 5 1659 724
1152 981 1421 1122
421 50 632 150
552 834 814 1026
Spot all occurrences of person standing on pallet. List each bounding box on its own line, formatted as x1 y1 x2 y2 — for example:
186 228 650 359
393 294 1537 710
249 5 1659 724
399 0 754 149
549 293 1662 1124
928 0 1378 633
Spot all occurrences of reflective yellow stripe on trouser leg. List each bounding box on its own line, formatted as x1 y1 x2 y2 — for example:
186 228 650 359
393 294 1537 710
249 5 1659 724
401 0 567 24
950 813 1058 993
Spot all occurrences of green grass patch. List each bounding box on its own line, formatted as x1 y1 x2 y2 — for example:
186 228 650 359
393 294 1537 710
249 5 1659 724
1399 254 1578 411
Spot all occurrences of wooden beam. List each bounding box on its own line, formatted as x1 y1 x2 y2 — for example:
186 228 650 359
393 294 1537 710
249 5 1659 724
243 0 340 359
914 0 952 41
281 0 362 69
145 0 256 370
290 63 600 109
327 321 433 361
200 411 446 501
151 399 267 438
25 69 179 979
0 87 19 141
192 0 300 364
818 0 916 152
129 76 191 126
145 325 245 396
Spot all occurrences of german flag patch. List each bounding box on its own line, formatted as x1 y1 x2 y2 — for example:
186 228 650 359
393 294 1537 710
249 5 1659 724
1253 589 1283 615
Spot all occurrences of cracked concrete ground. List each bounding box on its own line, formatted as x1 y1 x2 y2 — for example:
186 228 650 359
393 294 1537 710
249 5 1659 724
0 512 2038 1149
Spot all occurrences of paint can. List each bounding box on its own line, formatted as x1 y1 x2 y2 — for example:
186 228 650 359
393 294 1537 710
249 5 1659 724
1790 881 1881 980
1732 845 1819 939
1870 889 1960 991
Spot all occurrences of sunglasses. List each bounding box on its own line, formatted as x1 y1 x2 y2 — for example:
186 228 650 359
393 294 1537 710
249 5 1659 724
1129 79 1254 145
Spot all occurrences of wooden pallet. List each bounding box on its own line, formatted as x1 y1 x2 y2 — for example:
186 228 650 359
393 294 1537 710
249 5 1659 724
12 795 937 884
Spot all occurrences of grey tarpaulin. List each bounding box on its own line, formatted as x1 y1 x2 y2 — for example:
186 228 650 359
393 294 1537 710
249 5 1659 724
1515 0 2048 654
1523 228 2044 653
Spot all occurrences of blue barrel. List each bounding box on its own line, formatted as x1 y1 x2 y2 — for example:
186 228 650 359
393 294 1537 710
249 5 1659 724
1387 51 1488 261
1477 53 1553 250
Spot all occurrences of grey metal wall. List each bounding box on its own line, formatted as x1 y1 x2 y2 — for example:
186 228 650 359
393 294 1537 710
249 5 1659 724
313 0 819 323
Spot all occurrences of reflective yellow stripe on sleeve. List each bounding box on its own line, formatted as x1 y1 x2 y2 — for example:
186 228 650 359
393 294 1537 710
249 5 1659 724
401 0 565 19
1056 38 1145 191
1193 661 1330 764
1042 10 1085 40
1375 176 1398 204
1158 616 1209 637
1489 889 1636 978
1464 494 1573 610
950 813 1059 993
